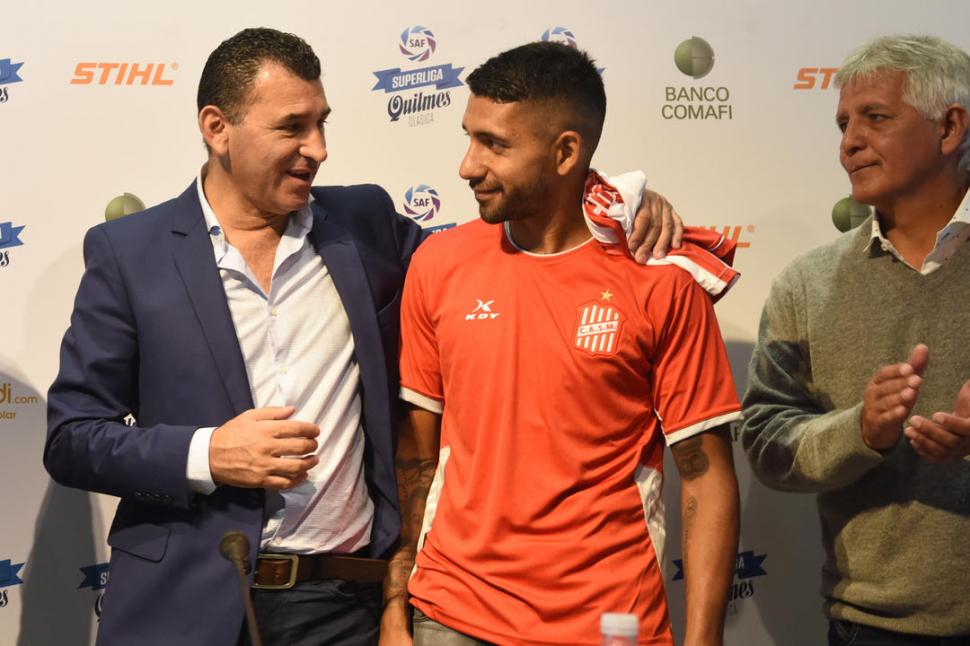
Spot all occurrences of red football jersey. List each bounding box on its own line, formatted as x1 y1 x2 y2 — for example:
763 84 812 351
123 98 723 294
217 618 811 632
400 220 740 645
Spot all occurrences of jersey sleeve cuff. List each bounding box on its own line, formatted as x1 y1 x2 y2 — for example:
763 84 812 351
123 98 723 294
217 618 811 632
401 386 444 414
665 409 741 446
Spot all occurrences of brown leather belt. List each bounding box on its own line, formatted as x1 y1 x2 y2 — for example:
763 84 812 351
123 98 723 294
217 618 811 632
252 552 388 590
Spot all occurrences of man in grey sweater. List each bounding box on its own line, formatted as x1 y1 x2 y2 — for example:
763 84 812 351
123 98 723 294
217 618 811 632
742 35 970 645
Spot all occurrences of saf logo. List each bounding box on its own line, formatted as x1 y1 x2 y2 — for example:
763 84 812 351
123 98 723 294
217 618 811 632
403 184 442 222
541 27 577 49
399 25 436 62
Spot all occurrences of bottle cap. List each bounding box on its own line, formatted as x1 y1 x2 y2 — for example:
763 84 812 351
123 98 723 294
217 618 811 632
600 612 638 637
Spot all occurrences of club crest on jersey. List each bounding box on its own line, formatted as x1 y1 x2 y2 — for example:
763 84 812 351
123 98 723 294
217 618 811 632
574 301 623 356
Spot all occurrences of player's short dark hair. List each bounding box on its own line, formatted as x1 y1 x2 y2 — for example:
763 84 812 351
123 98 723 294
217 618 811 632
466 41 606 146
197 27 321 123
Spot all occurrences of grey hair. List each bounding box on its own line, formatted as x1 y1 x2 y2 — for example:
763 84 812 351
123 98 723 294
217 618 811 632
835 34 970 176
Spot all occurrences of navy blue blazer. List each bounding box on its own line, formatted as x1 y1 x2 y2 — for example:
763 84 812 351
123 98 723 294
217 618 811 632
46 182 424 645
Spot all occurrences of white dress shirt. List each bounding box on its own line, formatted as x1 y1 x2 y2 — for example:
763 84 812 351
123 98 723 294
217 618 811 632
186 173 373 554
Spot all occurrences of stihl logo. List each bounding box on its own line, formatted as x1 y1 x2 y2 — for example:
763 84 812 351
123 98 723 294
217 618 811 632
706 225 754 249
70 62 178 86
465 299 500 320
793 67 838 90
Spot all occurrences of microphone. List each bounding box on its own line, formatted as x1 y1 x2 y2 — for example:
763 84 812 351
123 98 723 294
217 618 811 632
220 531 263 646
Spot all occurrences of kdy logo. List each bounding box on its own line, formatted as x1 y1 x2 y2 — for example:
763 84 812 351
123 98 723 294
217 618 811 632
0 58 24 104
403 184 441 222
664 37 733 121
79 563 110 620
372 25 464 126
0 559 25 608
0 221 25 269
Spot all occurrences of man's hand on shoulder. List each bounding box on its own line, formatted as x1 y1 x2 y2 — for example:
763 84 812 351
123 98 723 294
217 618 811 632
209 406 319 489
904 379 970 462
628 188 684 263
861 344 928 451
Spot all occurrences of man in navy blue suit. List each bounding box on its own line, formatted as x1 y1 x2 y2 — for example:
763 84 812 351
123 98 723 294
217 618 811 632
46 27 679 646
46 28 423 646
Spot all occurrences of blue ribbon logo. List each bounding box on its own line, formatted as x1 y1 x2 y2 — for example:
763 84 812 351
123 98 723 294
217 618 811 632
78 563 110 591
673 550 767 581
0 59 24 85
371 64 464 93
0 222 25 250
0 560 25 588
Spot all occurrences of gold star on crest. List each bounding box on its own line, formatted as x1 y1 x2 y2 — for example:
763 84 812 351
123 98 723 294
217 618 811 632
600 289 613 302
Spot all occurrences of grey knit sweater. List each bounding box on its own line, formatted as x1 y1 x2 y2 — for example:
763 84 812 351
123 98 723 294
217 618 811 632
742 220 970 636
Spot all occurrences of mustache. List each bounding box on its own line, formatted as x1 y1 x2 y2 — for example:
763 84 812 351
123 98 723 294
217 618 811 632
469 179 500 192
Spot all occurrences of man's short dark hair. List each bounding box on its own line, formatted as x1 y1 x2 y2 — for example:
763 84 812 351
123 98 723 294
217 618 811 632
466 41 606 147
197 27 321 123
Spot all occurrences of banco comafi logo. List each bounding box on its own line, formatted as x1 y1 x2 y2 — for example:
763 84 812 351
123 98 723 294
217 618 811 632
674 37 715 79
403 185 441 222
372 25 465 127
832 196 872 232
0 57 24 104
399 25 436 62
105 193 146 222
541 26 577 49
663 36 732 121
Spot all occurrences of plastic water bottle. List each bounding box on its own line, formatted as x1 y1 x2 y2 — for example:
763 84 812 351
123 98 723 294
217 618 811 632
600 612 638 646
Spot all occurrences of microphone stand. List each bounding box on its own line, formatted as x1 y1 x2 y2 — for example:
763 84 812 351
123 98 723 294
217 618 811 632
220 531 263 646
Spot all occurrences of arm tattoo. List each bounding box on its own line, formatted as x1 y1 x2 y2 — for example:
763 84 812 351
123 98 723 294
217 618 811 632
671 436 710 480
384 456 437 605
682 495 697 573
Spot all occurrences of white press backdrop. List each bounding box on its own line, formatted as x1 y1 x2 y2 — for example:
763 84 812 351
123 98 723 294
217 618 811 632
2 1 968 643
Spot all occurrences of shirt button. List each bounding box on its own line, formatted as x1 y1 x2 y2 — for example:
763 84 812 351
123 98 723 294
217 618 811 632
271 308 279 317
280 368 288 375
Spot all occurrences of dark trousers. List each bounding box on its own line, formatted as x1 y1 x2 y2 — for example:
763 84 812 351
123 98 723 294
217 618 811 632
829 620 970 646
238 579 382 646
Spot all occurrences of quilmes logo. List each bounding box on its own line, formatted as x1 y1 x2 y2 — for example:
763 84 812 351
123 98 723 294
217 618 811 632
403 184 441 222
0 382 40 421
79 562 110 619
0 559 25 608
0 221 25 269
673 549 767 614
832 196 871 232
372 25 464 126
0 58 25 104
541 26 577 49
706 224 754 250
664 37 733 121
794 67 839 90
71 62 177 86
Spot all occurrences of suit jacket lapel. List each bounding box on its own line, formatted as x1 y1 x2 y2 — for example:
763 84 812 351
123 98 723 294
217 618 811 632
170 185 254 416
